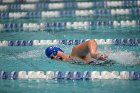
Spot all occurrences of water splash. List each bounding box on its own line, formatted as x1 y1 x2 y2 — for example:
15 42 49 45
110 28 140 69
102 47 140 65
17 49 43 59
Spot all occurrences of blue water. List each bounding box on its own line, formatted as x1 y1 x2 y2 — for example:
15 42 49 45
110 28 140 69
0 31 140 40
0 0 140 92
0 31 140 93
0 80 140 93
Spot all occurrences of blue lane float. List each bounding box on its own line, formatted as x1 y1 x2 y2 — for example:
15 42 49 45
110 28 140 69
59 39 85 45
120 38 138 46
8 71 18 80
73 71 82 80
127 39 135 46
9 4 20 10
112 39 121 45
0 71 18 80
64 2 77 9
3 23 23 31
0 71 140 80
135 38 140 44
64 71 73 80
83 71 91 80
36 3 48 10
8 40 33 46
54 71 64 79
115 38 140 46
0 71 8 79
21 40 28 46
26 12 41 18
121 39 127 45
56 71 90 80
129 71 140 80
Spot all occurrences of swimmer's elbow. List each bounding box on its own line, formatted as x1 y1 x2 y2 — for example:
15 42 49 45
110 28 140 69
87 40 97 45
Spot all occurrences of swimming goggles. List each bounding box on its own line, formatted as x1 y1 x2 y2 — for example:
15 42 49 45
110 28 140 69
50 51 58 59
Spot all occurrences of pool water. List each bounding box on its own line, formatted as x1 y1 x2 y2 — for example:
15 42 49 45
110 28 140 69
0 0 140 93
0 31 140 40
0 79 140 93
0 31 140 93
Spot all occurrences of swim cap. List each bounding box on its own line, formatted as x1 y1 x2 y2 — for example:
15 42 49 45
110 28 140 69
45 46 64 58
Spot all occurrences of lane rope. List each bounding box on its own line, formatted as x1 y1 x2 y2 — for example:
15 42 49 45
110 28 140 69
0 71 140 80
0 39 139 46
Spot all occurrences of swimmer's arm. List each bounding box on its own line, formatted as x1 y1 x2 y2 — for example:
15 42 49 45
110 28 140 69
71 40 97 57
71 40 104 61
86 40 107 60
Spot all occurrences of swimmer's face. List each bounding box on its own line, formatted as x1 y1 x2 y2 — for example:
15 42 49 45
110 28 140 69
50 50 67 61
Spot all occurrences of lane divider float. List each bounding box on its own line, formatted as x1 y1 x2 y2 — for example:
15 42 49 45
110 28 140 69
0 71 140 80
0 39 139 47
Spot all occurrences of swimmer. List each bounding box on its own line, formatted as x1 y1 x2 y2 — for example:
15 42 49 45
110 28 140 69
45 40 108 64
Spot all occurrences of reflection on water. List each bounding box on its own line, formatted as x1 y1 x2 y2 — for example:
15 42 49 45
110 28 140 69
0 79 140 93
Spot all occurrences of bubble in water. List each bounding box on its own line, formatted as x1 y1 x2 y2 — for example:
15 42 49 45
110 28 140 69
17 49 43 59
108 50 140 65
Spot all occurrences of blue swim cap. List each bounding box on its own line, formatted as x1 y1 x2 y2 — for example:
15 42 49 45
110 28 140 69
45 46 64 58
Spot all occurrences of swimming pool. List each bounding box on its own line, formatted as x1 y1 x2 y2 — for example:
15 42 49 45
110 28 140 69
0 0 140 93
